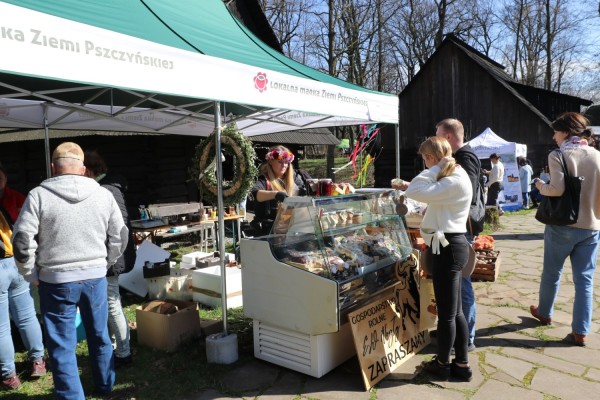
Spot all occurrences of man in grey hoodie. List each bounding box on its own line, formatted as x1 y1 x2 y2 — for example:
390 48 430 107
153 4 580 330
12 142 128 399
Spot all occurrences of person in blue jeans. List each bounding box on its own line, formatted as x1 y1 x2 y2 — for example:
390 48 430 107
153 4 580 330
436 118 481 352
0 165 46 391
12 142 127 399
530 112 600 347
0 257 46 391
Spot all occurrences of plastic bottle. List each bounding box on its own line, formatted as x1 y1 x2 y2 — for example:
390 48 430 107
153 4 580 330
139 205 148 220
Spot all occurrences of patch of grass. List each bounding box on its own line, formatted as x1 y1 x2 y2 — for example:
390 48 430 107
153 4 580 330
10 294 254 399
523 366 538 385
505 208 537 216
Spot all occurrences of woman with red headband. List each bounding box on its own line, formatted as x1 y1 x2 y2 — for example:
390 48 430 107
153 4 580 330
248 146 307 236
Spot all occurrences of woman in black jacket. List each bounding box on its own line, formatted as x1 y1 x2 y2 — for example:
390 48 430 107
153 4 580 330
248 146 306 236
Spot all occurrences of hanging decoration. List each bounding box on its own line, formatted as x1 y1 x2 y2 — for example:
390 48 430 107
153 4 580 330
332 124 381 186
190 124 257 206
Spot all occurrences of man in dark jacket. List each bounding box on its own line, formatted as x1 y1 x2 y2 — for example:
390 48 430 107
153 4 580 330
84 151 136 368
436 118 483 352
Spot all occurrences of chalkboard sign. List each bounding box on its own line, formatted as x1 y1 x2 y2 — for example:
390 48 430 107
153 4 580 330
348 257 430 389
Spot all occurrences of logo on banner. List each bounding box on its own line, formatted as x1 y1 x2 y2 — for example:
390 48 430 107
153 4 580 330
254 72 268 92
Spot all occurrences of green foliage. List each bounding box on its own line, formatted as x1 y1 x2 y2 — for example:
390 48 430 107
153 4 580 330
190 124 258 206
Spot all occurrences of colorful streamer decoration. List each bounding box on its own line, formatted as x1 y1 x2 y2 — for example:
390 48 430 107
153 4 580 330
355 154 373 187
331 124 381 187
351 124 380 181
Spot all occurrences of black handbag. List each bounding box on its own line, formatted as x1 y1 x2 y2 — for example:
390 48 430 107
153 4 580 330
535 150 584 226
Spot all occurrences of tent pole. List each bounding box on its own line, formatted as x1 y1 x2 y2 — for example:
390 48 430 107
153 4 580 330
43 104 51 178
395 124 400 177
214 101 228 334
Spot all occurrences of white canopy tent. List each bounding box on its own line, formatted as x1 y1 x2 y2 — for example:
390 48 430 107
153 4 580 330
468 128 527 159
467 128 527 211
0 0 399 338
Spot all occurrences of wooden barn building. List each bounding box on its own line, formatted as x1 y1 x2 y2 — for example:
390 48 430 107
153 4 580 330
374 34 591 186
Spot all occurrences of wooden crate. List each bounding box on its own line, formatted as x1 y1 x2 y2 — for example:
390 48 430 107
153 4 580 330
471 251 501 282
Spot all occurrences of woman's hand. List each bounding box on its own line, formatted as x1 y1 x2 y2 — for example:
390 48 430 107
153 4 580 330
437 156 454 169
275 191 288 202
391 178 409 190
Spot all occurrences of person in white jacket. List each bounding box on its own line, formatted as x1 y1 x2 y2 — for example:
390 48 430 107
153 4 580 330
405 136 473 382
485 153 504 207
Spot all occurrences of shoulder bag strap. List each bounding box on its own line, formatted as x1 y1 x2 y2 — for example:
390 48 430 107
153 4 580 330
555 150 571 178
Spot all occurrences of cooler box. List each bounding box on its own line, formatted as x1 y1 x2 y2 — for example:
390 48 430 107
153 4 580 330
191 266 243 309
146 273 193 301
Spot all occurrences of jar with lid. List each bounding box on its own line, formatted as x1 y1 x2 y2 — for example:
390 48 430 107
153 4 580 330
318 179 333 197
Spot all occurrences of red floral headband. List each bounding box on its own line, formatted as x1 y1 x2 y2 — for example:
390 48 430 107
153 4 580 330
265 149 294 163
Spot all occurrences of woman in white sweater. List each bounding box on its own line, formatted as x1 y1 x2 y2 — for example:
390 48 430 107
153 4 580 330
405 136 473 382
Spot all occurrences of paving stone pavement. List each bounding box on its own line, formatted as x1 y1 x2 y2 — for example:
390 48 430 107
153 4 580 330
188 212 600 400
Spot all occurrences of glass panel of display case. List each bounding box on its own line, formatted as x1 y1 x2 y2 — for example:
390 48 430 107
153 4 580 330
267 191 412 284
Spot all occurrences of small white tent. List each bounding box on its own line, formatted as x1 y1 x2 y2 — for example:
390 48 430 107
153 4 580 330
467 128 527 211
468 128 527 159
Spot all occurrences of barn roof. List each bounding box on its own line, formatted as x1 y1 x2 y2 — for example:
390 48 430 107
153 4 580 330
401 34 592 125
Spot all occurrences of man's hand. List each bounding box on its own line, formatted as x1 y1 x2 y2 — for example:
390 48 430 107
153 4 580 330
32 280 40 286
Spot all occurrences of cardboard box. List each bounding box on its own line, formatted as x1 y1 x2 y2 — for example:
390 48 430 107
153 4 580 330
191 266 243 308
200 319 223 338
136 300 201 352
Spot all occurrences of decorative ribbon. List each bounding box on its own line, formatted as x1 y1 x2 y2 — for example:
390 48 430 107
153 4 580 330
419 229 449 255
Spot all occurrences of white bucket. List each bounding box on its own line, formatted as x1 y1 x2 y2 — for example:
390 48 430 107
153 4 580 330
206 332 238 364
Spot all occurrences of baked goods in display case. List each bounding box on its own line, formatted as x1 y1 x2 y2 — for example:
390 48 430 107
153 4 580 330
264 192 413 284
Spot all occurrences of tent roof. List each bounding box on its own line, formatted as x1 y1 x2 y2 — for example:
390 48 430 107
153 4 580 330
468 128 511 149
0 0 398 137
467 128 527 159
0 127 340 145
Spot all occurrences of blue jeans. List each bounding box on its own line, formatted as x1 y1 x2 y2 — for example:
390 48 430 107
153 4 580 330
461 277 476 344
537 225 600 335
0 257 45 379
40 278 114 399
107 276 130 358
522 192 530 207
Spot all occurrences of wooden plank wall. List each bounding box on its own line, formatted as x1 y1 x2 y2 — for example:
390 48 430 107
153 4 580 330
0 135 202 219
394 43 556 179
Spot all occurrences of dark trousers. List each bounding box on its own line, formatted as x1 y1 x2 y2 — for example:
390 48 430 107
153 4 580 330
486 182 503 206
431 234 470 364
